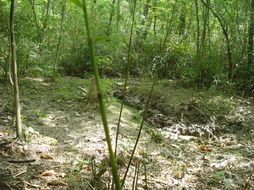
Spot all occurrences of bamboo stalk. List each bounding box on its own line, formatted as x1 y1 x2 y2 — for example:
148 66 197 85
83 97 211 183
81 0 121 189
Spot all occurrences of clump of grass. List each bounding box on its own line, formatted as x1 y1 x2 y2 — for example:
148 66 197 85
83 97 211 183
54 77 85 100
65 159 91 189
65 171 91 189
147 129 163 143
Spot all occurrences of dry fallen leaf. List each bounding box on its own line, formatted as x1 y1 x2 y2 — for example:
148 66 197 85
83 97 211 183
84 165 92 171
59 172 66 178
188 176 197 183
41 170 57 177
47 179 67 186
199 144 212 152
173 171 184 179
219 143 225 147
96 147 106 154
0 132 7 136
41 153 54 160
201 155 209 162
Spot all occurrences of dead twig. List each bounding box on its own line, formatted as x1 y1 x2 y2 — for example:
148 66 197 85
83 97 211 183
14 170 26 178
23 181 41 188
7 159 36 163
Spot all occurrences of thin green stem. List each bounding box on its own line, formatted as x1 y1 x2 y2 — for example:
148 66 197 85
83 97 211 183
122 79 156 187
144 159 148 190
81 0 121 189
134 162 140 190
114 0 137 156
131 162 138 190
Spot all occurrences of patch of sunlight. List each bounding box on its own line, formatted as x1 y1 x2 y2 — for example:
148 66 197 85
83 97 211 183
107 103 133 119
160 127 197 141
25 77 50 86
41 114 57 127
238 161 254 169
160 122 217 140
210 155 237 170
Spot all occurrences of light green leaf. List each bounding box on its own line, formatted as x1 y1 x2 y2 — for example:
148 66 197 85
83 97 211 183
69 0 83 8
224 178 236 189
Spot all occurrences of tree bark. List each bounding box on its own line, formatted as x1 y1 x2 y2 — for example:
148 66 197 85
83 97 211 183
200 0 233 79
107 0 116 36
179 1 186 35
161 1 177 50
153 0 157 37
53 0 66 78
138 0 151 40
28 0 42 42
247 0 254 71
198 0 209 83
200 0 209 53
9 0 23 140
195 0 200 62
116 0 121 30
43 0 51 31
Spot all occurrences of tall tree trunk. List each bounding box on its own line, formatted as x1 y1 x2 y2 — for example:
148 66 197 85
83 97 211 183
200 0 209 53
200 0 233 79
29 0 42 42
43 0 51 31
153 0 157 37
137 0 151 40
179 1 186 35
247 0 254 71
107 0 116 36
161 0 177 50
91 0 97 32
199 0 209 83
116 0 121 30
195 0 200 61
9 0 23 140
53 0 66 78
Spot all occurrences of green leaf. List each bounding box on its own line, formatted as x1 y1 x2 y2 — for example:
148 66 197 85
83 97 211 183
70 0 83 8
224 178 235 189
215 171 225 177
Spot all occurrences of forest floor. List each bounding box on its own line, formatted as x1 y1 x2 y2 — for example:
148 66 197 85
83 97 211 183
0 77 254 190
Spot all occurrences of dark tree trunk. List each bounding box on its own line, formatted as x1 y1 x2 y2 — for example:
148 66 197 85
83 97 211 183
153 0 157 37
247 0 254 71
116 0 121 30
53 0 66 78
179 1 186 35
200 0 233 79
161 1 177 50
195 0 200 61
43 0 51 31
107 0 116 36
137 0 151 40
29 0 42 42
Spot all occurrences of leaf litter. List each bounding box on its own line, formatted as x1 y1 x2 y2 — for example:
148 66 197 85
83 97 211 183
0 77 253 189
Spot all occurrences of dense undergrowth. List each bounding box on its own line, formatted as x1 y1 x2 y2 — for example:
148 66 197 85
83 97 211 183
1 0 254 93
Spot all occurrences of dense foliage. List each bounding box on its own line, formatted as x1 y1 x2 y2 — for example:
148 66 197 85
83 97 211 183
0 0 254 89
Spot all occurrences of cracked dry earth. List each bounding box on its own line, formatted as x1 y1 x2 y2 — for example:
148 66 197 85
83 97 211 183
0 77 254 190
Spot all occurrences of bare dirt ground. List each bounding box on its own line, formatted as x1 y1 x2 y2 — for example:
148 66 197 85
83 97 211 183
0 77 254 190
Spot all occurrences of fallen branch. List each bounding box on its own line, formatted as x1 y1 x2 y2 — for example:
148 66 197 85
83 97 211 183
23 181 41 188
7 159 36 163
14 170 26 178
